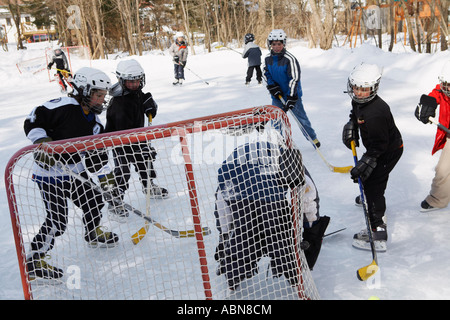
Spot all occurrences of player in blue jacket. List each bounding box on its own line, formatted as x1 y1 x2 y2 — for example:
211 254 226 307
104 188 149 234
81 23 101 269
264 29 320 148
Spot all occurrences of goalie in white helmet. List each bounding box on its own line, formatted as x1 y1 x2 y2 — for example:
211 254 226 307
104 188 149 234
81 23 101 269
23 67 119 280
414 60 450 213
342 62 403 252
105 59 168 219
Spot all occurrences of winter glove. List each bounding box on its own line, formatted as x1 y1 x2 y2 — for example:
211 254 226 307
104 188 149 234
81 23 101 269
284 95 297 111
267 84 282 98
350 154 377 182
415 94 437 124
173 56 179 63
143 94 158 119
342 121 359 149
33 137 56 168
179 61 186 67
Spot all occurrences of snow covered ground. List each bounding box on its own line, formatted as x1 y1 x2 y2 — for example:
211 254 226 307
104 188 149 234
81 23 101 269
0 36 449 300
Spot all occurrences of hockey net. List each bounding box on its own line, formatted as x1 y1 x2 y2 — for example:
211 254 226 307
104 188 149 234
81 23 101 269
45 46 91 82
15 46 91 78
6 106 320 300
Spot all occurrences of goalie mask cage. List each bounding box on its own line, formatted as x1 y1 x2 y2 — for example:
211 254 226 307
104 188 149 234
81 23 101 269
6 106 320 300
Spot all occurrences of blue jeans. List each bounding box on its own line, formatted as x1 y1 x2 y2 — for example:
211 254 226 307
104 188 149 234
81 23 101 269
271 97 317 141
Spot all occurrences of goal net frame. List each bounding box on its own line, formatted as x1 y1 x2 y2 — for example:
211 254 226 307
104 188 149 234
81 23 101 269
6 106 319 300
45 45 91 82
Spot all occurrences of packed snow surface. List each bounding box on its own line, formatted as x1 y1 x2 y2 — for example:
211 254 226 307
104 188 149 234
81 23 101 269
1 38 449 300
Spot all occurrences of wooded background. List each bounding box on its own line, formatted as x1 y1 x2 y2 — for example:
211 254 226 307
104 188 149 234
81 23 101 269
6 0 450 58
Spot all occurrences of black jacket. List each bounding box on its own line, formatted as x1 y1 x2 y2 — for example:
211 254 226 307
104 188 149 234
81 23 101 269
105 84 157 132
24 96 107 170
349 95 403 159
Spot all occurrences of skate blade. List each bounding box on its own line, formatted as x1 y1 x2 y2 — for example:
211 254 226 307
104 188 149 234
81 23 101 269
108 212 129 223
419 206 442 213
352 239 387 252
87 241 119 249
28 274 65 285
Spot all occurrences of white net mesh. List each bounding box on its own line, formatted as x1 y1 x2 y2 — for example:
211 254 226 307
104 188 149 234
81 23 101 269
6 106 320 300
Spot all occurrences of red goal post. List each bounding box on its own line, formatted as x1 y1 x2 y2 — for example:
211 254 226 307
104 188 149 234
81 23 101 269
5 106 320 300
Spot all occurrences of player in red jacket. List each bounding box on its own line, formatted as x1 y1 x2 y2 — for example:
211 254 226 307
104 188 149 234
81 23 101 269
415 60 450 212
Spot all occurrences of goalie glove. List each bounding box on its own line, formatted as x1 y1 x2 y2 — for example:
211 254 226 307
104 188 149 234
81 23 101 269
350 154 377 182
415 94 437 124
342 121 359 150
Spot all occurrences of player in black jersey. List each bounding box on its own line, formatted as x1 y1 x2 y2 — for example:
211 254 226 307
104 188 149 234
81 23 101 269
106 59 168 218
23 67 118 280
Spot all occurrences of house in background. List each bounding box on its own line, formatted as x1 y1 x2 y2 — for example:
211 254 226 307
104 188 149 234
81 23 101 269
0 0 57 45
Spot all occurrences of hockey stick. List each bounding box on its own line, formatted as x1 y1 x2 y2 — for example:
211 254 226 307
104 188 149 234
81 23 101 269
180 63 210 85
351 140 379 281
57 163 211 239
428 117 450 135
278 96 353 173
323 227 346 238
131 115 153 244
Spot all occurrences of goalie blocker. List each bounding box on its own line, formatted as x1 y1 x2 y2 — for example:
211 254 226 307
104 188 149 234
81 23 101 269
213 141 329 290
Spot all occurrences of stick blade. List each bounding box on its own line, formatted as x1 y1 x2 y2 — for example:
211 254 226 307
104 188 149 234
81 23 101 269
131 224 149 245
176 227 212 238
332 165 353 173
357 260 379 281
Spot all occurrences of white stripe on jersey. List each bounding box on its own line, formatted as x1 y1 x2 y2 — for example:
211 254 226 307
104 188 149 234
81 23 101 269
284 51 300 97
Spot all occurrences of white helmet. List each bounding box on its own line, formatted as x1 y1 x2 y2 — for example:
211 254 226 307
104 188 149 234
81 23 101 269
54 46 63 56
438 60 450 97
70 67 112 114
267 29 287 48
347 63 382 103
115 59 146 91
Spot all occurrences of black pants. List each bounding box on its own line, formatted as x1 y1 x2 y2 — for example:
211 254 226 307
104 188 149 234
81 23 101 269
173 64 185 80
112 143 156 193
246 66 262 83
363 146 403 228
31 172 104 253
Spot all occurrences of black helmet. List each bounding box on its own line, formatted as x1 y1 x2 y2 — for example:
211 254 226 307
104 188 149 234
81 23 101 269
244 33 255 44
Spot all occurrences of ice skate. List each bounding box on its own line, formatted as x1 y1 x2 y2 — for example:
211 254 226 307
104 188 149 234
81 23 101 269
145 181 169 199
352 224 387 252
84 226 119 248
107 202 129 222
26 252 64 280
420 200 441 212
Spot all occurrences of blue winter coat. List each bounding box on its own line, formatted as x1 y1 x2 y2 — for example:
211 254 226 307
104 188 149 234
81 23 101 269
264 49 303 100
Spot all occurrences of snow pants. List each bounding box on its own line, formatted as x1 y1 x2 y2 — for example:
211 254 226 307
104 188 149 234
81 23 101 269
173 63 185 80
426 138 450 208
112 142 157 194
245 65 262 83
31 172 104 254
362 145 403 228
